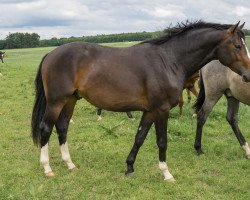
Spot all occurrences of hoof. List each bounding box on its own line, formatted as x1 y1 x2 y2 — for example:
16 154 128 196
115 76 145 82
45 171 55 177
165 177 176 182
69 166 78 171
246 154 250 159
196 149 204 156
125 171 135 177
97 116 102 121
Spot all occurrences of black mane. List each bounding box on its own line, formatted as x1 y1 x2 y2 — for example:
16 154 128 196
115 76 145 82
142 20 233 45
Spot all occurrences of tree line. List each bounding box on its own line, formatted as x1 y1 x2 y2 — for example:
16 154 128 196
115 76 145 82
0 30 250 50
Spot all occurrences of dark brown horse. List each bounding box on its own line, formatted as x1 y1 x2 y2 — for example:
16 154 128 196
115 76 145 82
32 21 250 181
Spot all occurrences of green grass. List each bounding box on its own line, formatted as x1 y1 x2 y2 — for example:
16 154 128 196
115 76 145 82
0 39 250 199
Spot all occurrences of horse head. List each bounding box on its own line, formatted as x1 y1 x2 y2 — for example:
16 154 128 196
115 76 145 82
217 22 250 82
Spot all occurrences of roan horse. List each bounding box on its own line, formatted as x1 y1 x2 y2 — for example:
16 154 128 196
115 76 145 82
194 60 250 158
32 21 250 181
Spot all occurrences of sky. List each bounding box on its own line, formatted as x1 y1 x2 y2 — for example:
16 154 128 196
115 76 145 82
0 0 250 39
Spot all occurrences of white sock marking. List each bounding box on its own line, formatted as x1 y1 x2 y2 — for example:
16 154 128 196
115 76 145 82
40 143 53 174
242 142 250 156
60 142 76 170
241 38 250 60
97 115 102 121
159 161 174 181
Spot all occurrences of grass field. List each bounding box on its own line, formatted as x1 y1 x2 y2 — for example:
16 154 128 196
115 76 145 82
0 39 250 199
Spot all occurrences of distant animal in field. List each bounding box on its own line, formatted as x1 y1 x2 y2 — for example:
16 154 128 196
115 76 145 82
96 108 134 120
31 21 250 181
179 71 200 116
0 51 5 63
194 60 250 159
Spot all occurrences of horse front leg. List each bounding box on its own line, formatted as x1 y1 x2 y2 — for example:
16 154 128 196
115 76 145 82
126 112 153 175
226 97 250 159
154 109 175 182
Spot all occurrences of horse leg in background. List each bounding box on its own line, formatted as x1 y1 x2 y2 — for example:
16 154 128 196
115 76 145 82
39 99 67 176
126 112 135 120
96 108 102 121
55 96 78 170
154 108 175 181
226 97 250 159
126 112 153 175
187 89 191 103
194 94 222 155
189 85 199 98
178 92 184 116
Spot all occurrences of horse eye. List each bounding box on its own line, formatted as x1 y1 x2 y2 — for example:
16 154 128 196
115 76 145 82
235 44 242 49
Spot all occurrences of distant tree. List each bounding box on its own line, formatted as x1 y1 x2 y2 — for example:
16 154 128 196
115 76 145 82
5 32 40 49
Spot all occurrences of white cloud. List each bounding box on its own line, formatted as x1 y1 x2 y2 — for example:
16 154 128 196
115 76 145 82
0 0 250 39
150 6 186 18
232 6 250 17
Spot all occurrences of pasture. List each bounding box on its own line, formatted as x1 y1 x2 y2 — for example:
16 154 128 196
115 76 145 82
0 39 250 199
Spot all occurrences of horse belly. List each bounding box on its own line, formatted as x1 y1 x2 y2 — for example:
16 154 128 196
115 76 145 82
77 74 149 111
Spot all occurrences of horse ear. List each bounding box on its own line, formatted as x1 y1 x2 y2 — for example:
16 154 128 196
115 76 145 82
228 21 240 33
239 22 245 30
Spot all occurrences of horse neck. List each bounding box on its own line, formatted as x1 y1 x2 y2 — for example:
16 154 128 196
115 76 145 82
163 29 224 78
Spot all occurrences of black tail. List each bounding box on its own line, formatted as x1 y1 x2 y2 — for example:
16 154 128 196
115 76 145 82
193 73 205 113
31 54 48 146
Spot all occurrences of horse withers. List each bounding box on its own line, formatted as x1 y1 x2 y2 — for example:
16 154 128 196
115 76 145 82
194 60 250 158
32 21 250 181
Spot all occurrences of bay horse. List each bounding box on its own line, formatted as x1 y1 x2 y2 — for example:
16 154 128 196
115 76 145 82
96 108 134 120
32 21 250 181
194 60 250 158
179 71 200 116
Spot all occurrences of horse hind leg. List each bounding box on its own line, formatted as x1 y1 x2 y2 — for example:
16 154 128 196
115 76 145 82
226 97 250 159
55 97 77 170
39 99 67 177
178 92 184 116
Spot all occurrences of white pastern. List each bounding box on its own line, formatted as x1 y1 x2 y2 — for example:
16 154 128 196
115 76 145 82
242 142 250 157
40 143 53 174
159 161 175 181
241 38 250 60
97 115 102 121
60 142 76 170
